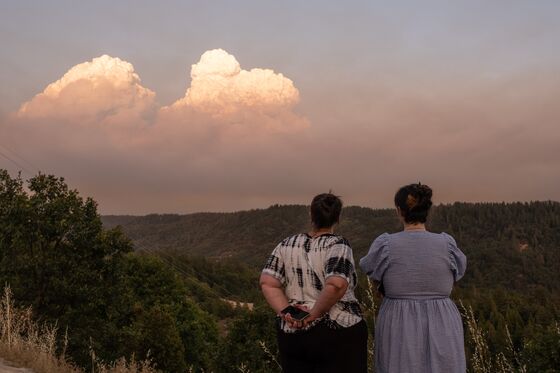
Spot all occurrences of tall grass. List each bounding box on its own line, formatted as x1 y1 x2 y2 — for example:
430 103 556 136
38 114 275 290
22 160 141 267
460 300 528 373
359 277 377 373
0 286 157 373
0 286 79 372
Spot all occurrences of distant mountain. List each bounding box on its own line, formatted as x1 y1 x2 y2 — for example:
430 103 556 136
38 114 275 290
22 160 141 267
102 201 560 295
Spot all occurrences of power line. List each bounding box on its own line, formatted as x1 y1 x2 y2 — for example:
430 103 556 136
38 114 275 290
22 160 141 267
0 143 264 306
134 241 246 302
0 148 34 176
0 143 267 310
0 142 41 178
136 242 268 311
0 143 39 173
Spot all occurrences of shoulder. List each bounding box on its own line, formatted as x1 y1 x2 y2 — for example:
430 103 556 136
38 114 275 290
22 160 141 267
372 232 391 247
331 234 351 246
365 232 391 255
319 234 351 250
439 232 458 247
278 233 309 248
439 232 464 258
359 233 391 278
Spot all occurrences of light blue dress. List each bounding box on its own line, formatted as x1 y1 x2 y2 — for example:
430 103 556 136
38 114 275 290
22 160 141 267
360 231 467 373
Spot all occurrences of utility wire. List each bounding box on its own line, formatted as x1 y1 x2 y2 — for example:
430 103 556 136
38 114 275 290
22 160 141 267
0 143 39 173
133 240 248 302
0 142 40 178
0 148 34 176
0 143 266 308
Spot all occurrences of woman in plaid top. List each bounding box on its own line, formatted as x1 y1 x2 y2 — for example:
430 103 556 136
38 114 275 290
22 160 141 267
260 193 368 373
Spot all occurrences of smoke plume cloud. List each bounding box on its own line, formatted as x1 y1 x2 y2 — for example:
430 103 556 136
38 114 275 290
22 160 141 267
2 49 559 214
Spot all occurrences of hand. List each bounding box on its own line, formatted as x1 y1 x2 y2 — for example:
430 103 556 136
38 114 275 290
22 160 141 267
282 304 310 329
285 313 304 329
291 304 323 329
302 309 321 328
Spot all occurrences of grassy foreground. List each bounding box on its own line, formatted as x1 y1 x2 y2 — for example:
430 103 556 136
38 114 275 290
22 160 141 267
0 286 156 373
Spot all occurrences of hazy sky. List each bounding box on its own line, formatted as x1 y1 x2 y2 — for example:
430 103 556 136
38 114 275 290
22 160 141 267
1 1 559 214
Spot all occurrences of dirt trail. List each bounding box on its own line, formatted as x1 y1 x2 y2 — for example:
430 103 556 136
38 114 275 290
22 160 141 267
0 359 33 373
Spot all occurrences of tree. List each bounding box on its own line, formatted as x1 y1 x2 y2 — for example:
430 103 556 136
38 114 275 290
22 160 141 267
217 307 280 373
0 170 219 371
0 171 132 364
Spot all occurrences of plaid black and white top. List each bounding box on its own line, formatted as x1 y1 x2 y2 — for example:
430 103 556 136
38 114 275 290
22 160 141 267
263 233 363 333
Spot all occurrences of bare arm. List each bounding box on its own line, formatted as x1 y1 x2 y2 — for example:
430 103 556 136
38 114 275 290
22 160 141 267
305 276 348 325
260 273 289 314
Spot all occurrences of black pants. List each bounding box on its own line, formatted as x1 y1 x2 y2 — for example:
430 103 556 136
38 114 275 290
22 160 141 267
277 320 368 373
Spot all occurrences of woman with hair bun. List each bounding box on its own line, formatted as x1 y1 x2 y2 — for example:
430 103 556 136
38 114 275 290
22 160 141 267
360 183 467 373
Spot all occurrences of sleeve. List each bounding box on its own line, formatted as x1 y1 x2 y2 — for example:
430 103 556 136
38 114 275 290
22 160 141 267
262 244 286 285
324 237 355 284
359 233 390 282
443 233 467 282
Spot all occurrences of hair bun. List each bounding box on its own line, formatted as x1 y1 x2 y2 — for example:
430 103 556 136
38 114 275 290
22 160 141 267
417 183 432 197
394 183 433 224
413 183 432 210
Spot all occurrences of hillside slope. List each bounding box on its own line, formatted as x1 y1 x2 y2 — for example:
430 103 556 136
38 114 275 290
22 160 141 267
103 201 560 295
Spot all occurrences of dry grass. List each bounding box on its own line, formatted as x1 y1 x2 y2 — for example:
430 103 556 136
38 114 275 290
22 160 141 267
0 286 157 373
236 363 250 373
92 356 155 373
257 340 281 369
361 278 377 373
353 278 379 372
460 300 527 373
0 286 80 373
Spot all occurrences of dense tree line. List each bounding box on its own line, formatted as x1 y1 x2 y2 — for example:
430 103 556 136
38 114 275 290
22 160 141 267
107 199 560 372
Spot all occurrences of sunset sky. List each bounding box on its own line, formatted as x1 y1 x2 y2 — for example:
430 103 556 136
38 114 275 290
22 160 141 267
1 1 559 214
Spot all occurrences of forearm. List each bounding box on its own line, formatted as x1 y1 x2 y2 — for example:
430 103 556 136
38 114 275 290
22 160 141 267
261 283 289 314
310 281 346 318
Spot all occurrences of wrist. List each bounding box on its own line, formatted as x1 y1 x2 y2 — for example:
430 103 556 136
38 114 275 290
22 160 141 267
309 308 323 320
277 304 290 316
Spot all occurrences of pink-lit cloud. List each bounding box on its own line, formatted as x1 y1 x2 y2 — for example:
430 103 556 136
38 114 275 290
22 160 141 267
16 50 307 135
163 49 307 133
17 55 157 127
2 50 559 214
171 49 299 112
2 50 313 213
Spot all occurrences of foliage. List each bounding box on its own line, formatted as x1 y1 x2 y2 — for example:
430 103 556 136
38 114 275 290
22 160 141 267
0 170 218 372
0 285 156 373
523 323 560 373
216 307 280 373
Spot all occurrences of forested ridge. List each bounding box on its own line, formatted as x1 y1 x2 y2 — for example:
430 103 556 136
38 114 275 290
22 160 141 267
1 169 558 372
103 201 560 297
104 200 560 371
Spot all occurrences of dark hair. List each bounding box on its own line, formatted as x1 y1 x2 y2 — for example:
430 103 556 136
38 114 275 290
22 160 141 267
394 183 433 224
310 193 343 229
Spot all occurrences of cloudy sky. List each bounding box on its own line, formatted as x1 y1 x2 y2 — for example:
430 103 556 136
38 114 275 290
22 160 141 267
1 1 559 214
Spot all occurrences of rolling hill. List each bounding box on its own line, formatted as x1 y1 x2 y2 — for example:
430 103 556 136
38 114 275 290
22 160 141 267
102 201 560 295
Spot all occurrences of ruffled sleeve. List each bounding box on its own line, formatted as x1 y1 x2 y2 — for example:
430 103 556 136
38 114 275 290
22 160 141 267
359 233 390 282
443 233 467 282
